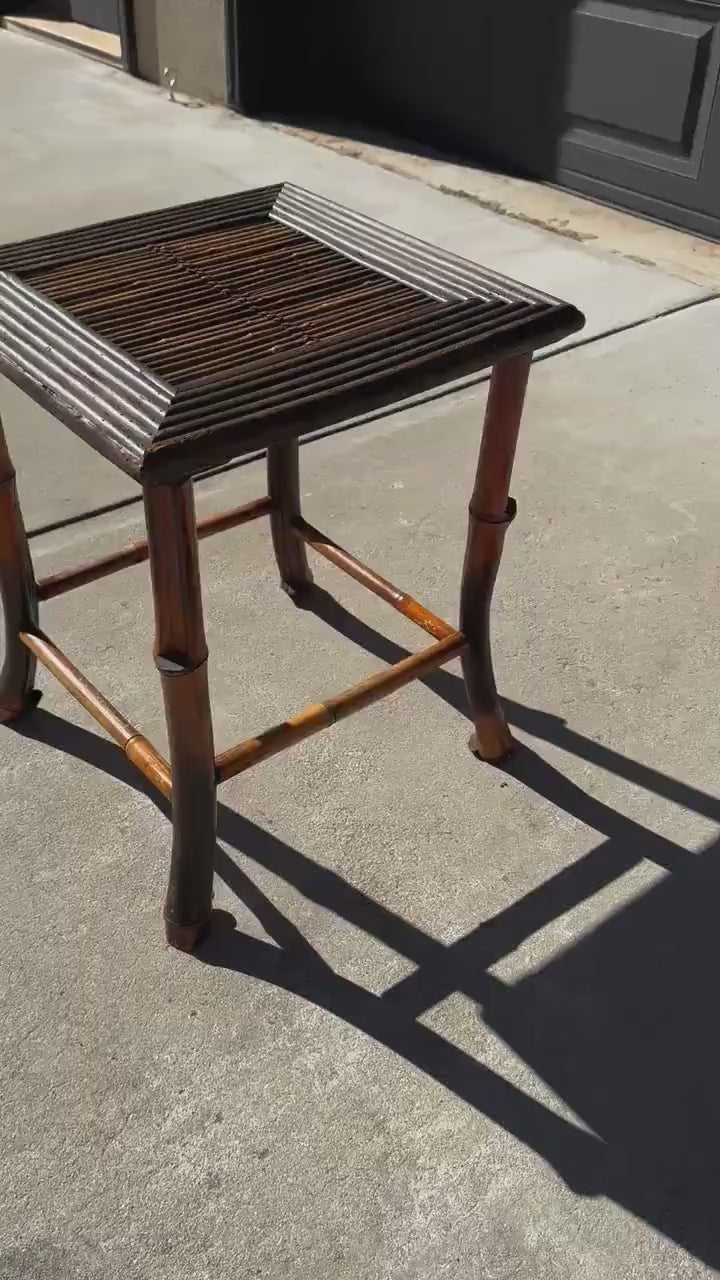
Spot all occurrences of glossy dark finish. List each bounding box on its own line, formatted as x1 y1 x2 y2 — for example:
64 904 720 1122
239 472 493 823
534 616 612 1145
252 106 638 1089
460 355 531 763
0 185 584 483
267 439 313 599
0 413 37 722
144 482 217 950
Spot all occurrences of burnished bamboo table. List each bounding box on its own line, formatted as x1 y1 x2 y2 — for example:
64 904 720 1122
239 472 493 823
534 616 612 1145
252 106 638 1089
0 185 584 950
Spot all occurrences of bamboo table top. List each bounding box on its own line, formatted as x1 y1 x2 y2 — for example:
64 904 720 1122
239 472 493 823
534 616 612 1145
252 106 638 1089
0 184 584 484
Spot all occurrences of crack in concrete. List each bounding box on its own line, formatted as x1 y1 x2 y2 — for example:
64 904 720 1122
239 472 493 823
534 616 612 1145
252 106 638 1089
27 288 717 545
434 184 596 244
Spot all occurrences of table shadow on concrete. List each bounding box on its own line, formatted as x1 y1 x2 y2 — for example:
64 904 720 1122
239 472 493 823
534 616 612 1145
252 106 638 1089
10 586 720 1272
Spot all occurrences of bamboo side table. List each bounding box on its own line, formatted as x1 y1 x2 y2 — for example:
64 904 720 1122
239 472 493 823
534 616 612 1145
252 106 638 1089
0 185 584 950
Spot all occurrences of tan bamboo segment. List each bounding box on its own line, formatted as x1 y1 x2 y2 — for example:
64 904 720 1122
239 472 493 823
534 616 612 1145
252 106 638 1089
215 630 466 784
37 494 272 601
293 516 456 642
19 628 171 796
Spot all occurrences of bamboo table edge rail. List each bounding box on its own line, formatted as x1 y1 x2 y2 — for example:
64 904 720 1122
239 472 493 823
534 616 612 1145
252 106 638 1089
23 491 467 795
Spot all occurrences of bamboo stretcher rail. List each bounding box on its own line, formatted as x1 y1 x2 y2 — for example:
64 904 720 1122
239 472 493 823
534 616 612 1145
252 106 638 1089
293 515 456 641
19 629 172 796
31 502 465 794
37 494 272 601
215 630 466 784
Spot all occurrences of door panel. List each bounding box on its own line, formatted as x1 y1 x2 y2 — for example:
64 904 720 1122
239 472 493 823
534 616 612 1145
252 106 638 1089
558 0 720 235
69 0 119 34
565 4 711 149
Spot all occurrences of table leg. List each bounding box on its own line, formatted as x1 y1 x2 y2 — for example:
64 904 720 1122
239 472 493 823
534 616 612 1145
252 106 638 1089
267 438 314 600
144 480 216 950
0 412 37 722
461 354 532 763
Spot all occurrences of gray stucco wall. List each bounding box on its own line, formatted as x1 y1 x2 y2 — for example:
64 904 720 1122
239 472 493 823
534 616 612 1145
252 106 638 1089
133 0 226 104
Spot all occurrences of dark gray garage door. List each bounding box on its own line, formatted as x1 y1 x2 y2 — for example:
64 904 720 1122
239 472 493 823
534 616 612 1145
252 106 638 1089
232 0 720 241
557 1 720 239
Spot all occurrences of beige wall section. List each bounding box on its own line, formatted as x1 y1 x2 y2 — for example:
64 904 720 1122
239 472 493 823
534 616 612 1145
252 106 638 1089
133 0 227 104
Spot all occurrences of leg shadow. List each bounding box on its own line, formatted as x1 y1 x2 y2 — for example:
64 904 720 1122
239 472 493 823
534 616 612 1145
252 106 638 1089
10 628 720 1269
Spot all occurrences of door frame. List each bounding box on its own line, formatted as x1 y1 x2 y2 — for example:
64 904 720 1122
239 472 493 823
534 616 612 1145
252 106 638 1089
119 0 137 75
224 0 244 111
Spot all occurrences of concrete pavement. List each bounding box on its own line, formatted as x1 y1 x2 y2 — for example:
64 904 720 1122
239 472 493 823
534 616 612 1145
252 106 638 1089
1 27 720 1280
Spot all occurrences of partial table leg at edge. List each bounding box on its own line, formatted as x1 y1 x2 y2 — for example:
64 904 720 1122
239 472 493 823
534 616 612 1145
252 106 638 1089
0 411 37 723
460 354 532 764
267 437 314 602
